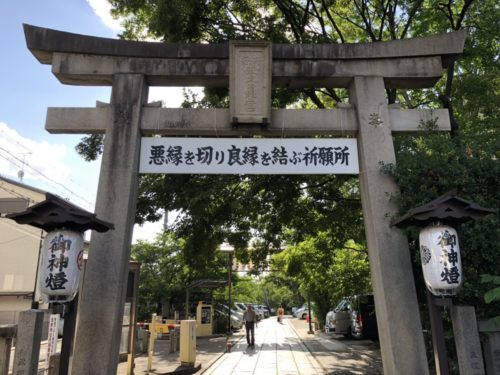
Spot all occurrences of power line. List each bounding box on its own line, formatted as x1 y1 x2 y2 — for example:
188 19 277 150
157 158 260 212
0 127 98 198
0 234 29 245
0 146 95 209
0 181 37 203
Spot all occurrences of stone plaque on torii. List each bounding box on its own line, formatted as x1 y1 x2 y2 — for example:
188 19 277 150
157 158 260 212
24 24 466 375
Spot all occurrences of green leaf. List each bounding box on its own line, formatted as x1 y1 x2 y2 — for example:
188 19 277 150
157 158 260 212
484 287 500 304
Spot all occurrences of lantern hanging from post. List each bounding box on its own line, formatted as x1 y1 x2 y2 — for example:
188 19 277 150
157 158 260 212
393 190 494 374
6 192 114 303
419 225 462 296
39 229 84 303
393 189 494 296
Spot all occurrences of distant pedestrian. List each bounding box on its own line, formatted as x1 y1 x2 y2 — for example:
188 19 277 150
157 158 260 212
243 304 258 348
277 305 285 323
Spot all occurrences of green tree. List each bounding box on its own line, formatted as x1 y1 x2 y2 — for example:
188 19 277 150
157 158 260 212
481 274 500 328
78 1 498 268
131 232 229 320
131 233 185 320
272 233 371 324
75 4 498 369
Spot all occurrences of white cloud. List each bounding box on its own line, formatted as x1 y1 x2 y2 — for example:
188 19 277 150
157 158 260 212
0 122 70 185
1 122 183 244
0 122 98 211
133 218 165 243
86 0 124 32
149 87 204 108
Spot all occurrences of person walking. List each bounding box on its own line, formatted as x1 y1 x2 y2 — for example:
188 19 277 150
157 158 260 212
243 304 258 348
277 304 285 324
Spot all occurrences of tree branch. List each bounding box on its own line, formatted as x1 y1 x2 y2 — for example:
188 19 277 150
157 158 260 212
400 0 424 39
321 0 345 43
310 0 330 41
273 0 303 42
354 0 377 40
325 88 342 102
456 0 475 30
305 89 326 108
344 245 368 254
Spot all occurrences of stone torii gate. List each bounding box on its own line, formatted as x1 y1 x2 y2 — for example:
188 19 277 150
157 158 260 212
24 24 466 374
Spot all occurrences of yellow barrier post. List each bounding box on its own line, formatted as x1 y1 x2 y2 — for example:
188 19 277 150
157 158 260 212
146 313 157 374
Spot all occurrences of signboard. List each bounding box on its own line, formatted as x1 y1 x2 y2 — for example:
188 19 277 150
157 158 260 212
140 138 359 175
201 306 211 324
230 41 272 124
45 314 60 369
38 230 83 302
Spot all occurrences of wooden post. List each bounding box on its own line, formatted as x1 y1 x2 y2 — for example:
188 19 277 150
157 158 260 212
427 291 450 374
0 325 16 375
48 353 61 375
60 297 78 375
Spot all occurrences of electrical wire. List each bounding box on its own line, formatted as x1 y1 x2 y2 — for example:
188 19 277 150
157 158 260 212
0 146 95 209
0 235 29 245
0 126 97 201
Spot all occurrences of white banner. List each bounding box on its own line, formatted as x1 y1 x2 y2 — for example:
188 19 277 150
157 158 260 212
140 138 358 174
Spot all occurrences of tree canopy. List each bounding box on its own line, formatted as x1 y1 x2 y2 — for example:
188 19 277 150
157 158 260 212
76 1 499 339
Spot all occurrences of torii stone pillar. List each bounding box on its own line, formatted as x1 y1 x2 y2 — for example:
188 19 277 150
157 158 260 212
350 76 428 372
70 74 148 374
23 24 467 375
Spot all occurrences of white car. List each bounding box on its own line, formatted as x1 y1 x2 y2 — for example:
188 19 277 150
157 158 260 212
234 302 247 313
252 304 264 321
215 308 242 330
295 304 313 320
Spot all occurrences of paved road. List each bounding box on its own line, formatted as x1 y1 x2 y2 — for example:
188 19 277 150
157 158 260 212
289 317 383 375
203 317 323 375
7 315 381 374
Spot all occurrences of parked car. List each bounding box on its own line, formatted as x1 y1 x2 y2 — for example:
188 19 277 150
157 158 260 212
252 304 264 321
234 302 247 313
214 307 242 331
260 305 270 318
324 294 378 339
324 298 352 336
350 294 378 339
295 304 313 320
219 304 244 325
324 308 335 333
234 302 263 320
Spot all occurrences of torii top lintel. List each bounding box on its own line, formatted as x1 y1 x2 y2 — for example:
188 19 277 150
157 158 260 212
23 24 466 89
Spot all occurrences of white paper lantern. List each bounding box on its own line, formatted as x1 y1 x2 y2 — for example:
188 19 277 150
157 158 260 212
38 229 84 302
419 225 462 296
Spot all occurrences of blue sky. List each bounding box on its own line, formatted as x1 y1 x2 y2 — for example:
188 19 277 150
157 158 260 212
0 0 185 241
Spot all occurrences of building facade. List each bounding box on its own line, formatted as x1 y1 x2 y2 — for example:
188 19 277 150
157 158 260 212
0 175 47 324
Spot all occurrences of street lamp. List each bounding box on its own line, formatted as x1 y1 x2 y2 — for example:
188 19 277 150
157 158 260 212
219 246 235 336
